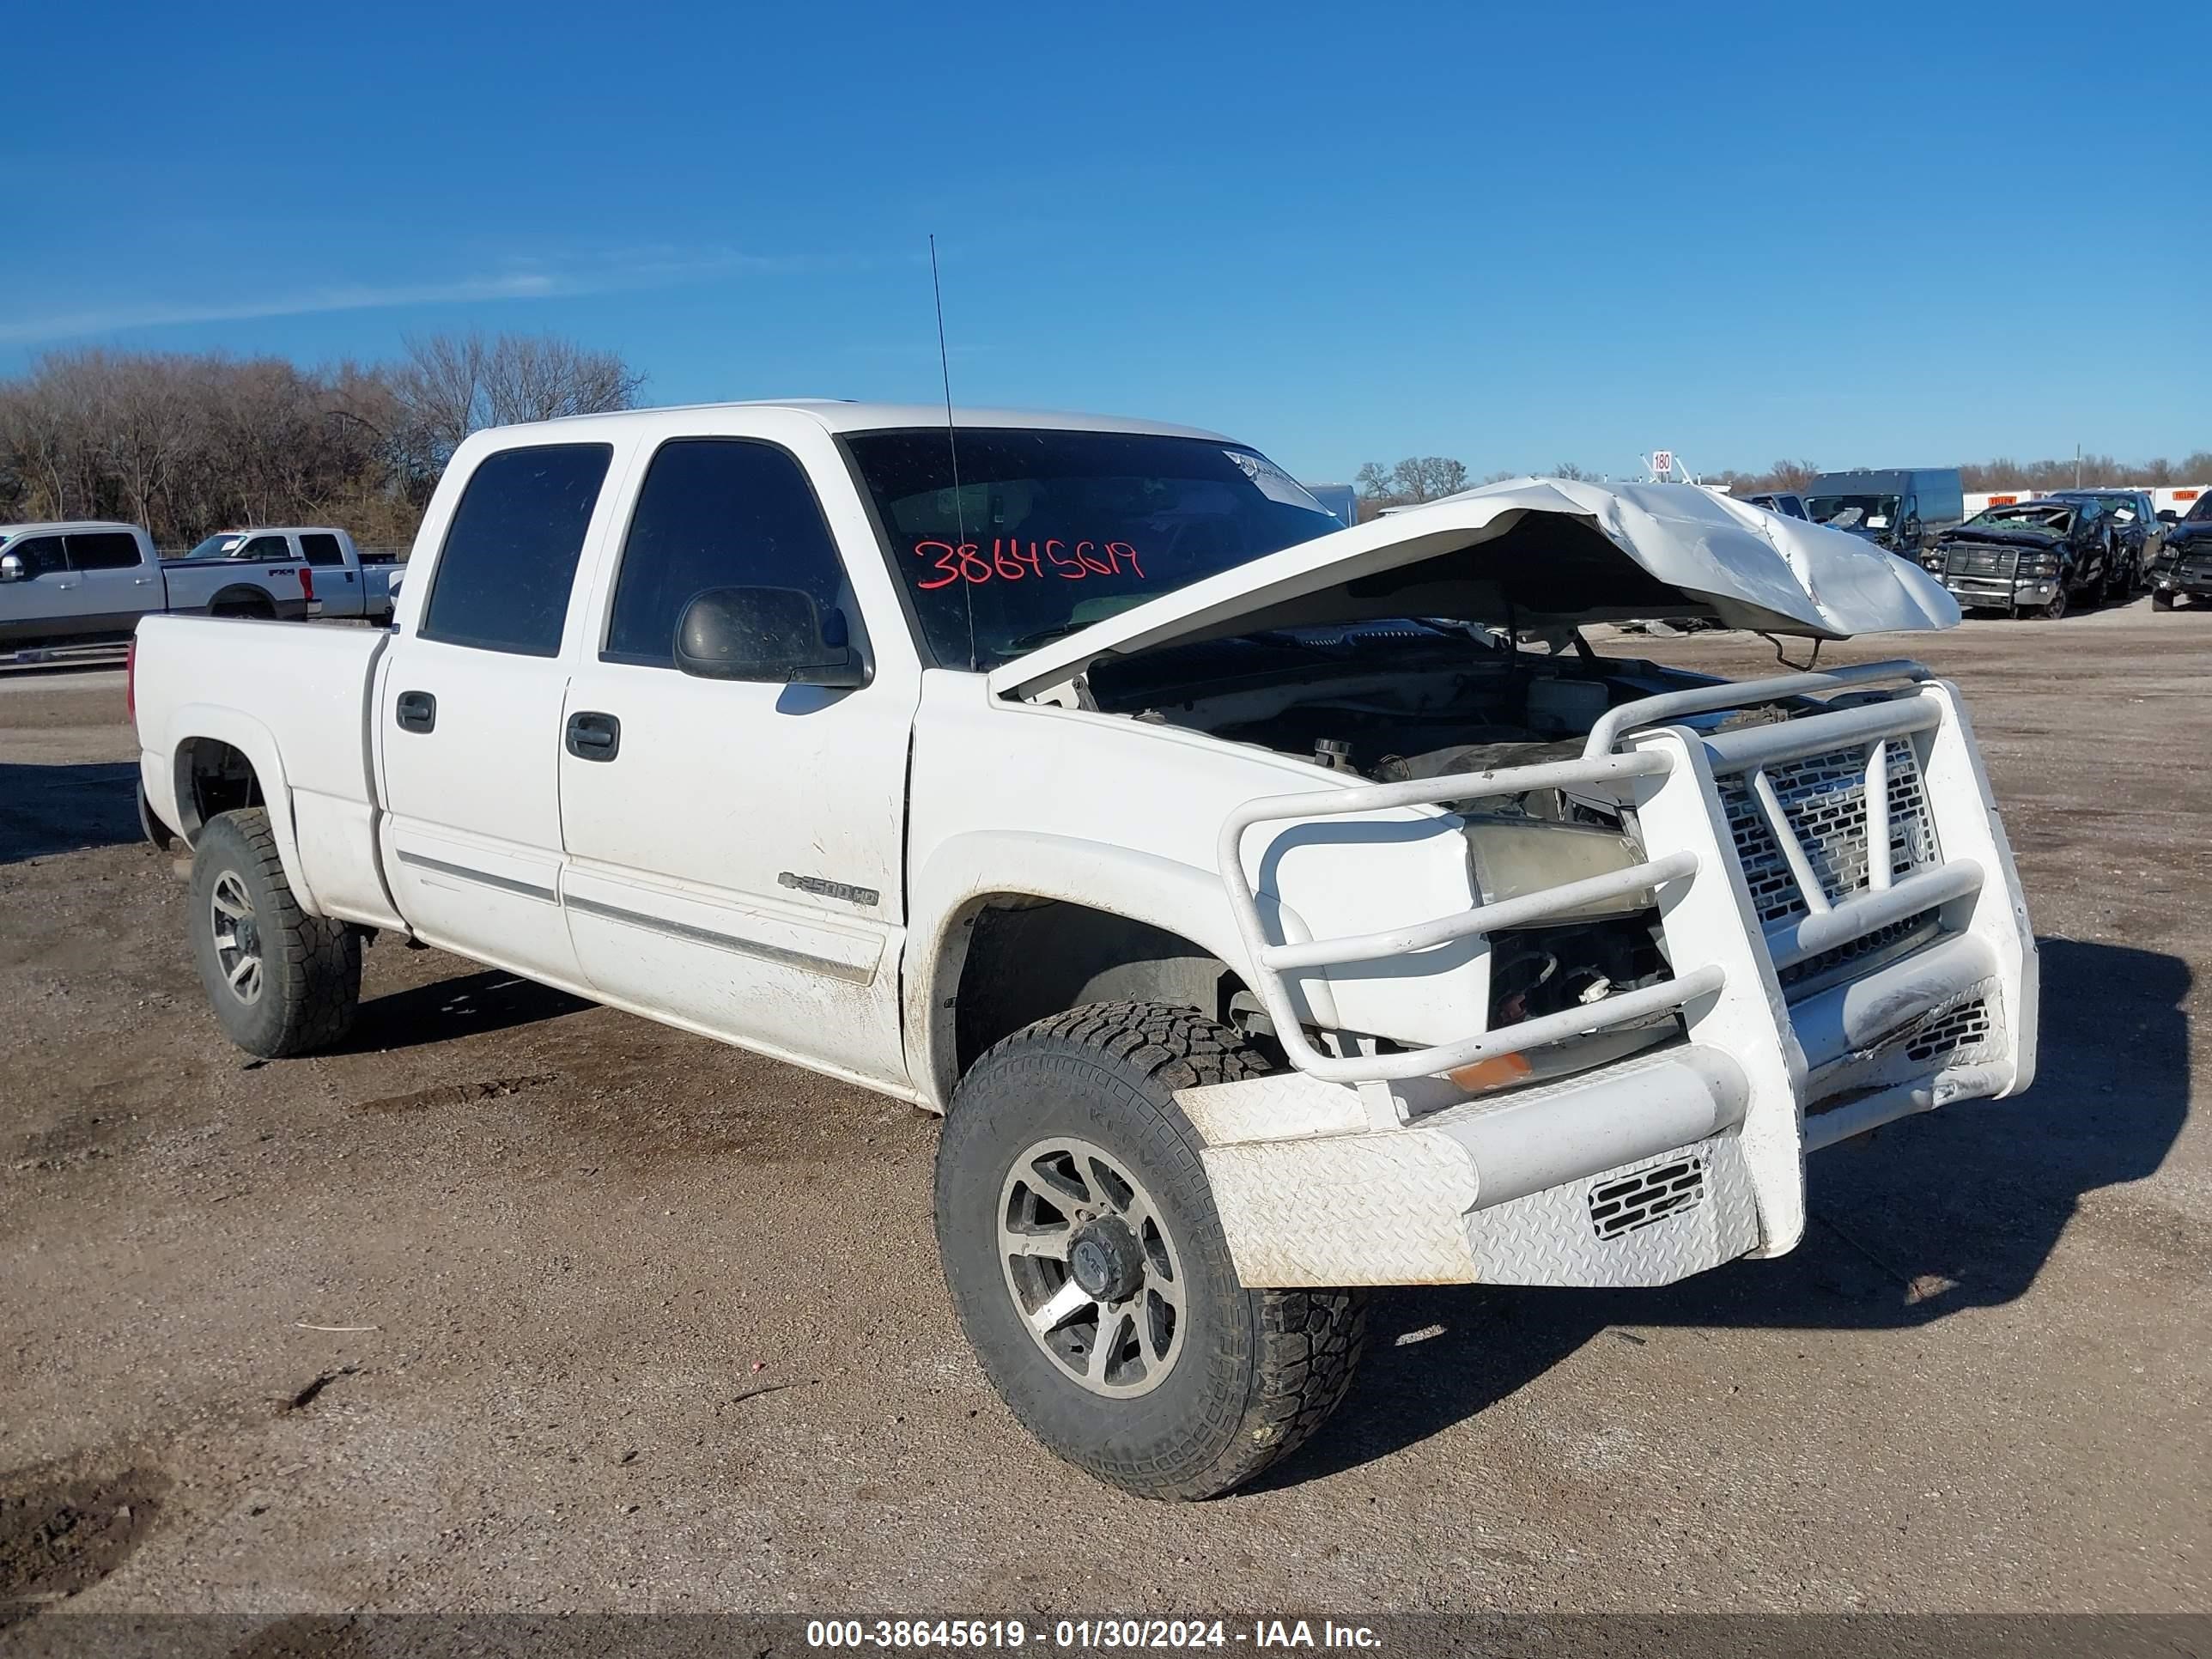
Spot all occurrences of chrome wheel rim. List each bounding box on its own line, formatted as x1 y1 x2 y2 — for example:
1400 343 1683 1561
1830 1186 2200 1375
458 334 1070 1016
209 871 263 1006
998 1135 1187 1399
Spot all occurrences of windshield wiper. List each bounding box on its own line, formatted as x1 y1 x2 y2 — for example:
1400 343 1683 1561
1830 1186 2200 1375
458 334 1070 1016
1003 620 1097 653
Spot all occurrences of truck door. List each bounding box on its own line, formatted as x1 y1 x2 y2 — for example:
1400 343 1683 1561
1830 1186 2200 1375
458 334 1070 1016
63 529 162 635
0 535 84 643
377 440 618 987
556 435 920 1087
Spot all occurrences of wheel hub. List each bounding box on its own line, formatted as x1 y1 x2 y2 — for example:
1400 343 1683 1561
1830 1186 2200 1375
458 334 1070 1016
997 1135 1188 1399
208 869 264 1006
1068 1216 1144 1303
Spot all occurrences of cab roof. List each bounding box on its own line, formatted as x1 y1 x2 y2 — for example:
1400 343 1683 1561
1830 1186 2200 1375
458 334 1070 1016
0 520 144 536
531 399 1231 442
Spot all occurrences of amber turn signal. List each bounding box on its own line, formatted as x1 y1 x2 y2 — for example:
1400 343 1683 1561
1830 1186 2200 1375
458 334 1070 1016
1447 1052 1534 1092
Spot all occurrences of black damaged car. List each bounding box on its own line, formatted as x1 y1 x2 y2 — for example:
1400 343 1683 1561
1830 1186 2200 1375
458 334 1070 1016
1932 496 2126 619
2149 491 2212 611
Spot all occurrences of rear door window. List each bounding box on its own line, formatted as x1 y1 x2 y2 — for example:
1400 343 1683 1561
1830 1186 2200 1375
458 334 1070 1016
420 443 613 656
299 533 345 567
64 532 143 570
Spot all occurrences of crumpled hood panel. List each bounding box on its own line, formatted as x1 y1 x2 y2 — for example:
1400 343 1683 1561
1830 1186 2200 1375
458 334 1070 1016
992 477 1960 699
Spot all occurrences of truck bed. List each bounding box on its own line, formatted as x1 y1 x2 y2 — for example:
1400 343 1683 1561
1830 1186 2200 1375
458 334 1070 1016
134 613 395 923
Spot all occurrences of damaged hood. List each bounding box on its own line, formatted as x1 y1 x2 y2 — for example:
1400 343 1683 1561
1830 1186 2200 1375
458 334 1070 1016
991 477 1959 698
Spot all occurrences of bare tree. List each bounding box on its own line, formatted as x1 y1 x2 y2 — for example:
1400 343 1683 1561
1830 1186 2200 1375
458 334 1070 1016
1354 455 1472 515
0 331 642 549
391 331 646 476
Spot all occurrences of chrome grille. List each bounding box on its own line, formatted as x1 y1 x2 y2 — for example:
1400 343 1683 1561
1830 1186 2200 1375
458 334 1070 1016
1945 546 2014 579
1780 908 1940 990
1721 739 1940 927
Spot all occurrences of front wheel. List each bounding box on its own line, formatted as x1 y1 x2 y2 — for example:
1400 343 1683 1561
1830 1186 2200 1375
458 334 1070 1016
187 808 361 1056
934 1003 1365 1500
2039 586 2069 621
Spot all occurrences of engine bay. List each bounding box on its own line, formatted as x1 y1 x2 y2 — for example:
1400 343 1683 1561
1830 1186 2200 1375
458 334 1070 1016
1086 627 1707 1045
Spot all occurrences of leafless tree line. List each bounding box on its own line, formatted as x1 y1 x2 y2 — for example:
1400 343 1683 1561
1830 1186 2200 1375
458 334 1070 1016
1352 454 1604 518
1355 448 2211 519
0 332 644 548
1686 453 2212 495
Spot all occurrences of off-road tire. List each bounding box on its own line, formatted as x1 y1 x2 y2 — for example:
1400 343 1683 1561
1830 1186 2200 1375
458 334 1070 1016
935 1001 1366 1500
2152 591 2175 611
188 808 360 1057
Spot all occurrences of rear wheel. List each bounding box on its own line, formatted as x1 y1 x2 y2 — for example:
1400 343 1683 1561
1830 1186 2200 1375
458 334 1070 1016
187 808 360 1056
934 1002 1365 1499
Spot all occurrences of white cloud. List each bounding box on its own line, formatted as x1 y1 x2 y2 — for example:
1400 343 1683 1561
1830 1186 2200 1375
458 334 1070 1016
0 250 805 344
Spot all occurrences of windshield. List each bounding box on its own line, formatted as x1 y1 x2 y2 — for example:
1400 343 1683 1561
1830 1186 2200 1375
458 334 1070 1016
844 428 1341 669
2188 495 2212 524
1966 503 2073 532
1805 493 1902 531
179 533 247 561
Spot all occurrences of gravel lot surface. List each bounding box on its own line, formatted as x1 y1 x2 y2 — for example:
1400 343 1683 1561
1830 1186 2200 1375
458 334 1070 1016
1 607 2205 1622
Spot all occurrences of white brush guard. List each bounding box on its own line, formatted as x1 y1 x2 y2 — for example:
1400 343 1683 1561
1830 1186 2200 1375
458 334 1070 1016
1184 660 2038 1290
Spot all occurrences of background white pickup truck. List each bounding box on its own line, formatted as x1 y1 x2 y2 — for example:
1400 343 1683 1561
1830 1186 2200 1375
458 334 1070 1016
1 520 399 654
131 401 2037 1499
166 525 403 623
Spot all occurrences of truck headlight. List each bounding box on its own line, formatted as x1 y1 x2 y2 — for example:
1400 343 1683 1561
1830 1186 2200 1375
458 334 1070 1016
1464 817 1655 921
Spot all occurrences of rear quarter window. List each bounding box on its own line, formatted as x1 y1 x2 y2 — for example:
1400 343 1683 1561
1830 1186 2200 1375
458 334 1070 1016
420 443 614 656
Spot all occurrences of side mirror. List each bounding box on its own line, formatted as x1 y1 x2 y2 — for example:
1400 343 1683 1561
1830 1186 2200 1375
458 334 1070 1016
0 553 23 583
2159 509 2180 525
674 586 868 688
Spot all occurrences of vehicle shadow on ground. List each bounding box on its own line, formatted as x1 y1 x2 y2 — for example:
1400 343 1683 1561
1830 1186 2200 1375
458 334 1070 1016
1253 936 2190 1491
0 761 142 865
337 967 592 1054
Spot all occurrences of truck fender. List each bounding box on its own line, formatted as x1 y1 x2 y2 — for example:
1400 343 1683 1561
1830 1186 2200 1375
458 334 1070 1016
902 830 1334 1109
207 583 280 617
161 703 320 916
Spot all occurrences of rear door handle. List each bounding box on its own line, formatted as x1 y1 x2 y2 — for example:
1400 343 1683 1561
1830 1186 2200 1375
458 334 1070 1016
565 710 621 762
395 690 436 733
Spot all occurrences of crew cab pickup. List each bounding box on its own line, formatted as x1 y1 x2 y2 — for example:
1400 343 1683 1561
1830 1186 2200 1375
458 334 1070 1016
168 526 403 623
2 520 398 655
131 402 2037 1499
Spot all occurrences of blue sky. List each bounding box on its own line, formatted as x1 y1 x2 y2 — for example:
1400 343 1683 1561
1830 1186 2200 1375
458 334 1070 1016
6 0 2205 483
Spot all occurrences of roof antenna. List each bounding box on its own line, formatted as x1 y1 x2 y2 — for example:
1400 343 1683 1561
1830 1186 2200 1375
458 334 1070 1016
929 234 979 669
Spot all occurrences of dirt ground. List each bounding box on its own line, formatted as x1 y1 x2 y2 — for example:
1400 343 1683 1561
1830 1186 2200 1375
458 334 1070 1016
1 604 2206 1624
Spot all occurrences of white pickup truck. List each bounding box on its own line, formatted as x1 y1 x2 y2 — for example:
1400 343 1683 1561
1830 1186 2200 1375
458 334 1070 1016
165 526 404 623
1 520 399 655
131 402 2037 1499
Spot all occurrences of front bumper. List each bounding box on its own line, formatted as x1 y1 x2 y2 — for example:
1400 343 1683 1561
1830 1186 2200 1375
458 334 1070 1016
1942 574 2057 610
2154 556 2212 599
1196 672 2037 1290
